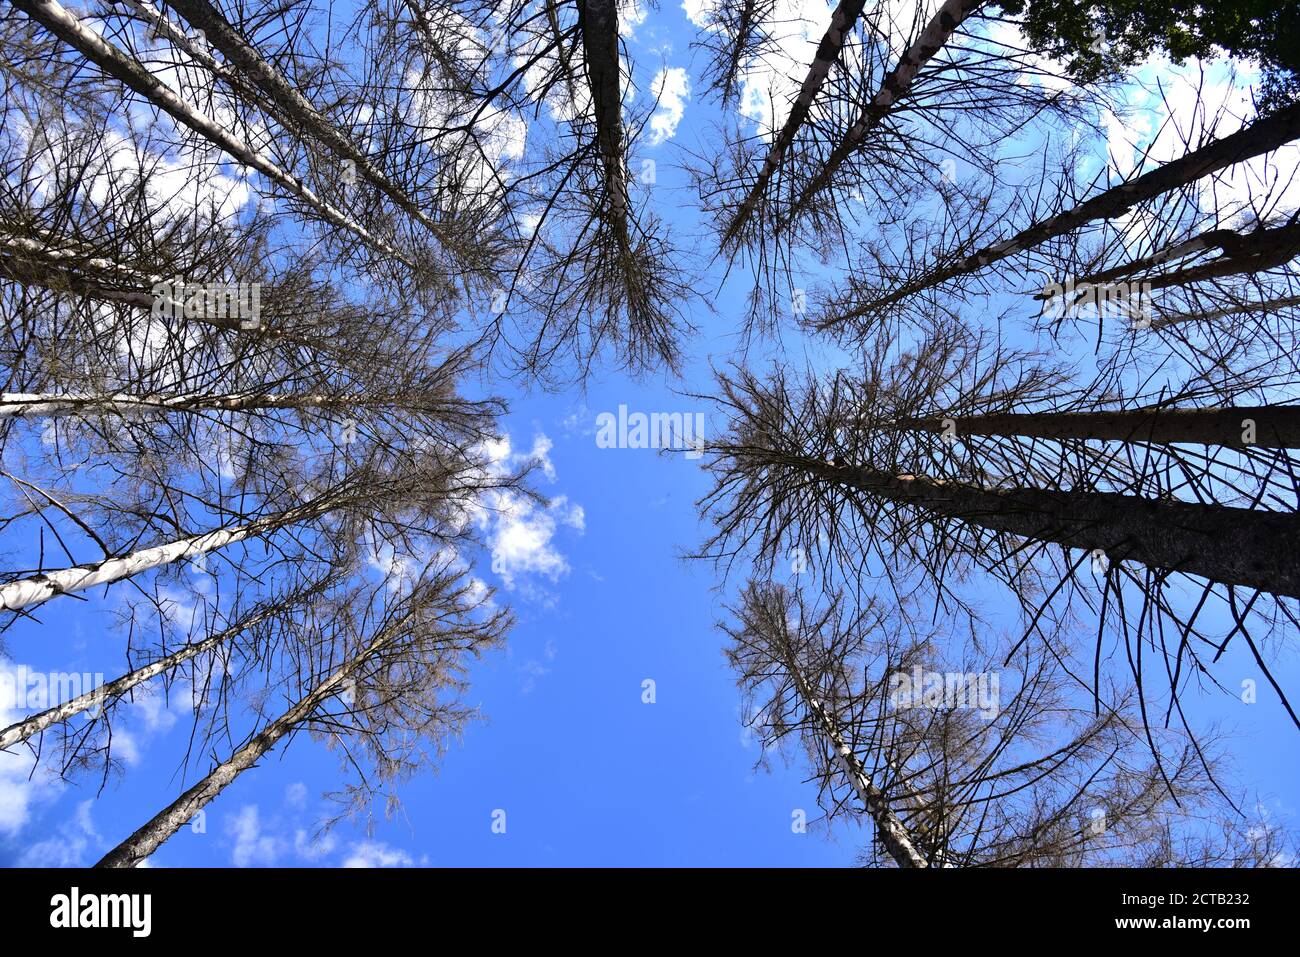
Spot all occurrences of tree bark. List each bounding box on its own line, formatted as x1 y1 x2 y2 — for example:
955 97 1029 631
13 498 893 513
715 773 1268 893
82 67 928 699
1060 220 1300 294
575 0 630 219
0 608 270 749
157 0 469 259
95 626 386 867
9 0 414 267
805 458 1300 598
894 405 1300 448
0 391 428 419
0 231 345 348
781 650 930 867
720 0 870 247
783 0 982 229
1150 292 1300 330
831 101 1300 321
0 499 328 613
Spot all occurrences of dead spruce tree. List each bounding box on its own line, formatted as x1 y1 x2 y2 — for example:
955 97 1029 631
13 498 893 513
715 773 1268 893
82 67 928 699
2 0 507 297
812 97 1300 334
697 333 1300 742
1024 168 1300 402
375 0 692 379
0 564 337 755
0 323 521 792
0 4 529 820
690 0 1095 330
0 112 500 450
145 0 503 277
96 562 510 867
726 583 1288 866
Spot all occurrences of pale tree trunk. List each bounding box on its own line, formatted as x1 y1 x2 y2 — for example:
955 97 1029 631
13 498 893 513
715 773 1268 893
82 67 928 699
883 748 951 866
9 0 414 267
0 233 155 286
780 649 930 867
114 0 266 113
1060 220 1300 294
0 607 270 750
95 627 388 867
804 458 1300 597
893 405 1300 448
0 233 167 312
0 231 339 347
158 0 468 259
0 391 411 419
783 0 982 228
0 498 328 613
832 101 1300 321
720 0 870 246
1151 292 1300 330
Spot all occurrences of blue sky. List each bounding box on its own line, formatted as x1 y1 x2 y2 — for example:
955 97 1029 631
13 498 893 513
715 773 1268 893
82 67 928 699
1 0 1298 867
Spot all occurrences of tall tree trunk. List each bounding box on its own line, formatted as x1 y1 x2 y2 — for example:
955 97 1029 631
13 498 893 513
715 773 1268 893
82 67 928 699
158 0 473 265
804 457 1300 597
0 231 346 349
0 233 169 312
828 101 1300 323
0 391 434 419
780 647 930 867
0 233 155 287
0 607 271 749
783 0 982 229
9 0 415 267
0 498 330 613
113 0 272 119
1151 292 1300 330
894 405 1300 448
1059 220 1300 294
576 0 629 219
720 0 870 247
95 624 389 867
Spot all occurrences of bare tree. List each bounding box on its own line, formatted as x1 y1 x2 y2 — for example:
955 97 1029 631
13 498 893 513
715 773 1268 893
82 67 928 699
95 563 510 866
813 99 1300 332
726 582 1287 866
696 336 1300 745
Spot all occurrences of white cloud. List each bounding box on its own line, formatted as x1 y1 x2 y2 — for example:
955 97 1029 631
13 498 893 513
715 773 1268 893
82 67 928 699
1086 58 1300 264
649 67 691 145
734 0 835 136
21 113 252 222
132 681 182 736
18 800 100 866
682 0 717 29
478 490 585 589
1110 60 1300 220
470 432 584 594
518 638 560 694
619 0 648 36
342 841 416 868
294 828 339 862
0 659 63 835
518 658 551 694
981 16 1076 94
227 804 282 867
